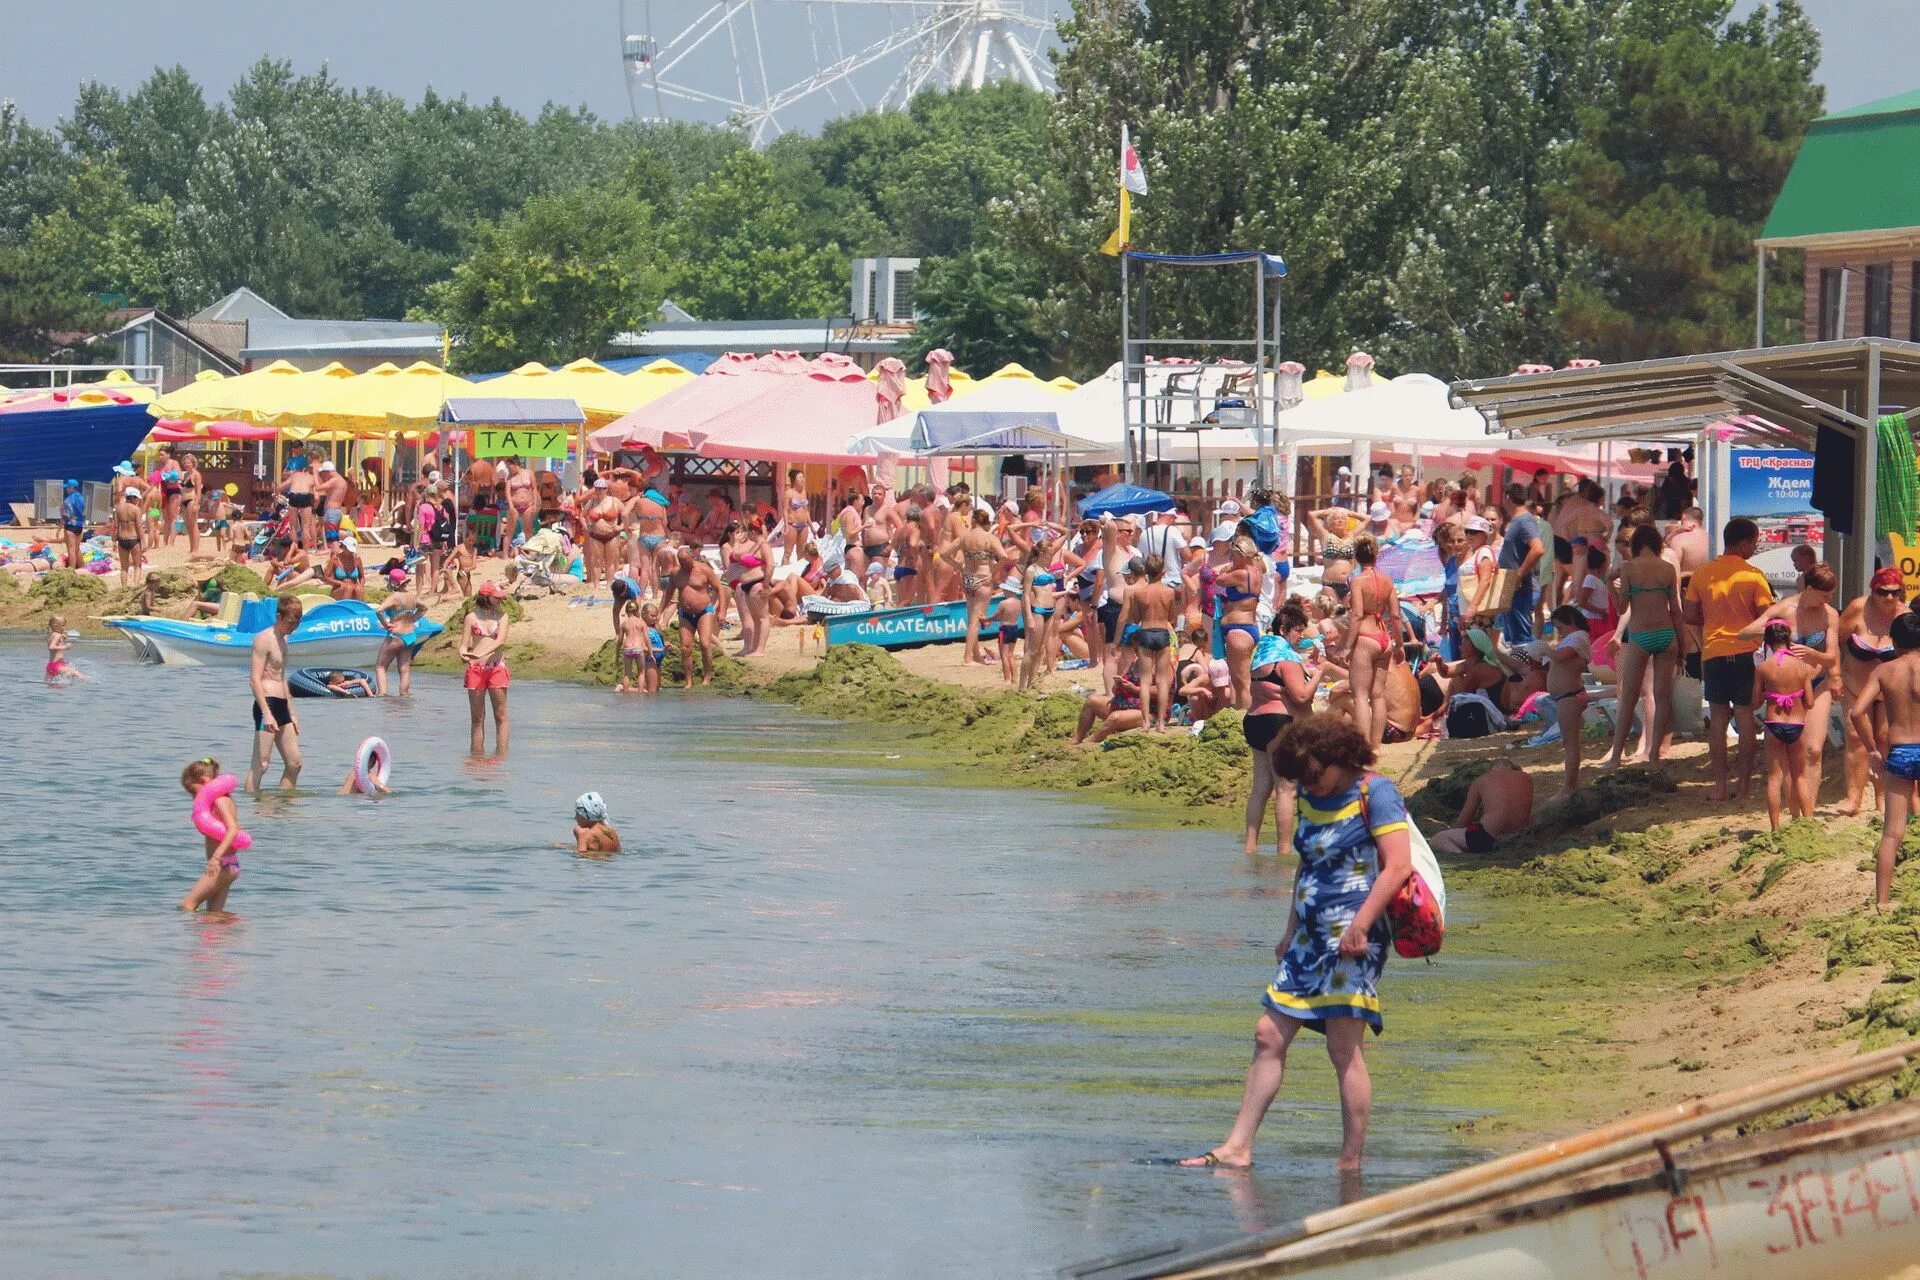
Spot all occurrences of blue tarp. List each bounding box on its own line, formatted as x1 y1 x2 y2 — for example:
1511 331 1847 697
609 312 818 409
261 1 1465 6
1077 482 1175 517
911 410 1074 455
1125 250 1287 277
0 402 157 506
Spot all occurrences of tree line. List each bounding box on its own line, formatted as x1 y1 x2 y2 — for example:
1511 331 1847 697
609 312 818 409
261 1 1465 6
0 0 1822 378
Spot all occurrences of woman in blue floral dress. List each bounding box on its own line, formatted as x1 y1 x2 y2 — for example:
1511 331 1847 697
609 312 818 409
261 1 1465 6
1180 715 1412 1171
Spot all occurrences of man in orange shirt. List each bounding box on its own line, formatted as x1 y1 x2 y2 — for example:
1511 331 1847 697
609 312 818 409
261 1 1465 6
1683 517 1774 802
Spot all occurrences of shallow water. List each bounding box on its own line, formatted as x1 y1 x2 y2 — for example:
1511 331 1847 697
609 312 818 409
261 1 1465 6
1 635 1471 1278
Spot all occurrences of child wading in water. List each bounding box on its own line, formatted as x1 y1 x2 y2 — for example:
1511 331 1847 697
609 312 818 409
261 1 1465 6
616 599 649 693
1752 619 1817 830
1852 612 1920 906
45 615 79 684
181 757 249 912
1544 605 1591 804
573 792 621 855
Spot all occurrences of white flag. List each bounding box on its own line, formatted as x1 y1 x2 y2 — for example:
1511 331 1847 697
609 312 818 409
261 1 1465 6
1120 123 1148 196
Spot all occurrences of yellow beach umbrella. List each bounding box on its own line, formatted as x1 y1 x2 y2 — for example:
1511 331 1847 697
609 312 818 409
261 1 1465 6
976 362 1049 385
479 357 636 426
150 359 307 422
1302 371 1345 399
258 362 359 425
1049 375 1079 391
621 359 695 411
293 360 477 436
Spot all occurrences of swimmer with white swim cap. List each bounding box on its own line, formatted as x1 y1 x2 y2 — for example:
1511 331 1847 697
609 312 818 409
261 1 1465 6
572 792 620 855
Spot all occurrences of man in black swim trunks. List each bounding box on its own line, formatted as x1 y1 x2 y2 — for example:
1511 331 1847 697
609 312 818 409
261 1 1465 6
1429 758 1533 854
246 594 304 793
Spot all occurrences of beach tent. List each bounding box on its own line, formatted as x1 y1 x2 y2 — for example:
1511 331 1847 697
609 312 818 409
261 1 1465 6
1271 374 1493 449
1078 482 1175 517
0 400 157 505
870 373 1073 443
691 366 881 465
591 352 880 458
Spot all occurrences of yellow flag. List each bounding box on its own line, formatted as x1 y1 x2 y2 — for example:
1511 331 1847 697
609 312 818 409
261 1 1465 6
1099 187 1131 256
1099 124 1146 256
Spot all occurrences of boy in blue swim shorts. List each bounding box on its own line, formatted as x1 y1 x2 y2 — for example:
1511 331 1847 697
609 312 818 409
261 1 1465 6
1852 611 1920 908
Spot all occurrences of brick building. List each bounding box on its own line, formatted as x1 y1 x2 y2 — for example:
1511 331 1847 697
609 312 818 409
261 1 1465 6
1761 89 1920 342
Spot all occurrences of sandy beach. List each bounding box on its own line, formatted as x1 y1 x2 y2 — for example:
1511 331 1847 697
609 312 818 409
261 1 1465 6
8 522 1912 1152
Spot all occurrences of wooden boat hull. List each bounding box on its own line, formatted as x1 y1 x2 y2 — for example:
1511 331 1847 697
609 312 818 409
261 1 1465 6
1220 1107 1920 1280
1067 1044 1920 1280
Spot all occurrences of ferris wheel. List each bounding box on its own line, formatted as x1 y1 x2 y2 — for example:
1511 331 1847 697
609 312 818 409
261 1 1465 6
620 0 1056 144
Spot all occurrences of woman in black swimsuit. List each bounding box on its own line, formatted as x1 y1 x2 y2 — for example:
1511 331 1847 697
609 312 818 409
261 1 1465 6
1243 600 1318 857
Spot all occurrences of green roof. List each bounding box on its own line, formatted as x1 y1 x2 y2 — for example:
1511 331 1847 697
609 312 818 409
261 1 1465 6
1762 100 1920 242
1822 89 1920 122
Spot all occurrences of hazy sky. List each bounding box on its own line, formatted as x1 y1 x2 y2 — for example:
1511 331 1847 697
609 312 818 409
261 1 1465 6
1 0 1906 136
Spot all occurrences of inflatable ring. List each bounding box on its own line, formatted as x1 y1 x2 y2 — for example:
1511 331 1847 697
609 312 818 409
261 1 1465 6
353 736 391 795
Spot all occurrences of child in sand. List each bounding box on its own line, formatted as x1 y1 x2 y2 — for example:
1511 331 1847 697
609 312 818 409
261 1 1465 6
1544 605 1591 804
616 599 648 693
1752 618 1817 830
1853 612 1920 906
441 526 477 599
181 757 248 912
572 792 621 854
45 615 79 684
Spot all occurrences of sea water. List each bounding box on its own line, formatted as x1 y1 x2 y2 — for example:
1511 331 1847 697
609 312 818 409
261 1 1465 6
0 636 1467 1278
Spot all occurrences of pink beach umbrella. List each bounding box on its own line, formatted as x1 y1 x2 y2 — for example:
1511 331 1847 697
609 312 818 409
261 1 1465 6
925 349 955 404
874 357 907 425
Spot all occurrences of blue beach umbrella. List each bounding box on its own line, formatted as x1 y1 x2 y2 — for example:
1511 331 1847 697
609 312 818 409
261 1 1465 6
1077 482 1175 518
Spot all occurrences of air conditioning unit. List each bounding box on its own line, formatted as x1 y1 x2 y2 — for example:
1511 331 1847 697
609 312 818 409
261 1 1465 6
851 257 923 323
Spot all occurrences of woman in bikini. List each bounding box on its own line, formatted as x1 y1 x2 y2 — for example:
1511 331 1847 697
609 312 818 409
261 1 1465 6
1545 605 1593 804
178 454 204 557
1751 618 1817 830
325 538 365 602
1602 524 1686 770
1244 600 1318 857
1217 533 1266 709
461 581 512 755
891 504 928 608
1839 567 1909 815
1019 544 1060 691
582 481 624 591
1344 534 1405 748
1308 505 1361 596
504 459 537 548
782 469 814 547
374 567 425 696
733 517 773 658
1738 562 1838 809
945 510 1006 668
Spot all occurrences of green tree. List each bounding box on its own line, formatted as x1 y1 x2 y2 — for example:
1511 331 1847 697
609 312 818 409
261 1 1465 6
903 247 1058 374
665 151 849 319
0 242 105 361
429 190 664 372
1550 0 1823 360
23 161 184 308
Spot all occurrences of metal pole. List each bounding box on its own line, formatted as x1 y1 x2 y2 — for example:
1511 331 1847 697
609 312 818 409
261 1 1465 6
1754 245 1768 347
1255 260 1268 489
1119 251 1133 484
1857 343 1882 597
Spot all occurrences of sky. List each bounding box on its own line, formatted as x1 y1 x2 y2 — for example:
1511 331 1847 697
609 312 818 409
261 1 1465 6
0 0 1908 136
